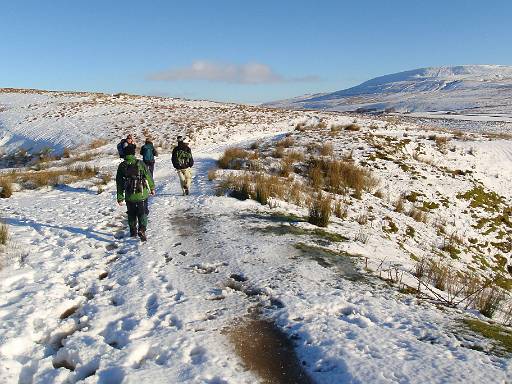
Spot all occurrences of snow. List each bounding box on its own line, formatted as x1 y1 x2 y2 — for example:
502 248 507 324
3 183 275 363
0 90 511 383
265 65 512 124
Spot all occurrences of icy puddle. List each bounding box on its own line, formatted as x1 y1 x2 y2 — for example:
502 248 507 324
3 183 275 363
228 318 312 384
294 243 363 281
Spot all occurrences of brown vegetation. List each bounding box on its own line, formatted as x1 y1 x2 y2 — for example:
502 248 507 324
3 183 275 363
218 147 251 169
0 220 7 245
308 192 332 227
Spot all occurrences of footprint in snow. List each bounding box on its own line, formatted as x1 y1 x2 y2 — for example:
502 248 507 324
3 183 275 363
145 293 159 317
114 231 125 239
188 346 207 365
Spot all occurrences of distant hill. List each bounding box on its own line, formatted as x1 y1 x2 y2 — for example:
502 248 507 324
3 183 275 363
264 65 512 114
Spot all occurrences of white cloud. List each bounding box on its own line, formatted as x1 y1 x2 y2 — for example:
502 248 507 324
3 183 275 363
147 60 319 84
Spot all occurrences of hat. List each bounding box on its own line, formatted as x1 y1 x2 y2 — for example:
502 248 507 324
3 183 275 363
177 135 184 142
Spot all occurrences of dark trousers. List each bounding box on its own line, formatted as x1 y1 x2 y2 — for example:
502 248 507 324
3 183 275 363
144 160 155 178
126 200 148 231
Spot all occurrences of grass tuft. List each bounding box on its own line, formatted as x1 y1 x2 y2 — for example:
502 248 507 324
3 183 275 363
308 192 332 227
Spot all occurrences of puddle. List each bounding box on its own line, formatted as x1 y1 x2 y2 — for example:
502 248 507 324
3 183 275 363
294 243 362 281
170 209 210 237
239 212 305 224
228 318 312 384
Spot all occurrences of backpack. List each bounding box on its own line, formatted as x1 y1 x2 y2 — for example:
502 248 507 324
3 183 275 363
117 139 127 158
176 149 192 168
141 144 154 162
124 161 145 195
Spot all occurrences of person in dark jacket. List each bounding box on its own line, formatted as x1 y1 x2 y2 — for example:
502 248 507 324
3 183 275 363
171 136 194 195
118 134 136 159
140 138 158 177
116 145 155 241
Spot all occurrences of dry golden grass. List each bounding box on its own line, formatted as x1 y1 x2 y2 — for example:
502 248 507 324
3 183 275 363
88 139 109 149
306 143 320 154
0 179 13 198
319 142 334 156
276 136 295 148
254 173 272 205
99 173 112 185
308 192 332 227
216 173 252 200
0 165 98 190
309 165 324 189
356 212 368 225
394 196 405 213
345 123 361 131
326 160 378 197
415 258 509 319
218 147 250 169
334 200 348 219
280 158 294 177
288 182 304 206
483 131 512 140
272 147 285 158
0 220 7 245
62 152 98 165
330 124 343 136
208 169 217 181
286 150 305 162
408 206 428 223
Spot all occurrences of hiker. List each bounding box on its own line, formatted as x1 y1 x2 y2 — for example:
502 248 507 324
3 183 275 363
116 145 155 241
140 138 158 177
171 135 194 195
117 134 136 159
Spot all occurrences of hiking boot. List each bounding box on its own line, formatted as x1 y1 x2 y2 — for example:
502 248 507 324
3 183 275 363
184 187 189 196
138 229 147 242
130 227 137 237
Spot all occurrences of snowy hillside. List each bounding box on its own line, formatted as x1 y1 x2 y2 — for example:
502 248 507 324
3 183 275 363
0 88 302 156
265 65 512 118
0 89 511 383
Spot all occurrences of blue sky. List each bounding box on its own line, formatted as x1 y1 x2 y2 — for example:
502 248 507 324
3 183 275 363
1 0 511 103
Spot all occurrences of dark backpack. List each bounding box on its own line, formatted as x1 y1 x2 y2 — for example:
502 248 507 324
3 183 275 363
117 139 127 158
176 149 192 168
124 161 144 195
141 144 154 162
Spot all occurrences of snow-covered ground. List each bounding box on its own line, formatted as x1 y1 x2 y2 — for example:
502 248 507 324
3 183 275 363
0 90 511 383
265 65 512 128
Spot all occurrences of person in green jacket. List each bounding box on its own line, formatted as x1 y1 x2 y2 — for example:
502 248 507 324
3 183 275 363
116 145 155 241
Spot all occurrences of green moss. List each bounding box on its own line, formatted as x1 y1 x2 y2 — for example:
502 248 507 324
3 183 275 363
494 254 508 269
405 191 423 203
259 224 348 243
491 241 512 254
382 217 399 234
421 201 440 211
269 212 305 223
311 228 350 242
374 151 393 161
443 244 461 259
495 276 512 291
400 163 411 172
463 318 512 355
439 197 450 208
457 186 504 213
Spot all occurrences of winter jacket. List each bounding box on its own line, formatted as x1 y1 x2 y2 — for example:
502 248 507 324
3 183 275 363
116 155 155 202
171 142 194 170
140 142 158 163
